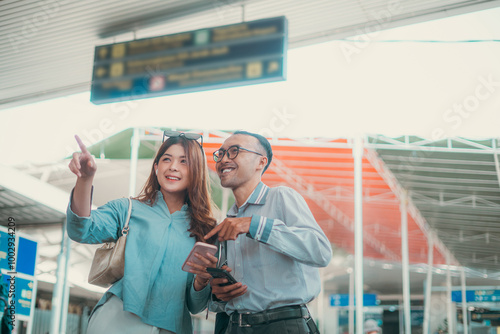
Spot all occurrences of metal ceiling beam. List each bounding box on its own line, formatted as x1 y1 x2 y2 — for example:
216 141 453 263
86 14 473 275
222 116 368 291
379 155 496 166
265 168 380 178
363 191 398 203
411 190 500 202
466 255 499 264
445 249 500 258
399 182 500 193
0 203 45 210
492 143 500 189
264 174 389 186
419 210 500 219
411 192 500 209
385 163 497 176
367 135 498 154
319 191 399 205
393 172 497 185
439 237 500 248
432 224 500 233
143 130 353 149
414 201 500 211
430 220 500 229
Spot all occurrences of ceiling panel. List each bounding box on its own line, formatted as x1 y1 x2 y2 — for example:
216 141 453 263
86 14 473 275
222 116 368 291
368 134 500 275
0 187 65 225
2 0 500 109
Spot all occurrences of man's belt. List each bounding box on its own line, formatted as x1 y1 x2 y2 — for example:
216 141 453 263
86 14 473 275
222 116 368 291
230 304 310 328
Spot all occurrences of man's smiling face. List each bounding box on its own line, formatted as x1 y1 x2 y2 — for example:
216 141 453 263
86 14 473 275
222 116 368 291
216 134 265 190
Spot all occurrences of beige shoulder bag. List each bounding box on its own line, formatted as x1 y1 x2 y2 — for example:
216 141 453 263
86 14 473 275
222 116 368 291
88 197 132 288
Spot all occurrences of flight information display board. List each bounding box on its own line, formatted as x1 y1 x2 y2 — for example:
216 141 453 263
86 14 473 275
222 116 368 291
91 16 287 104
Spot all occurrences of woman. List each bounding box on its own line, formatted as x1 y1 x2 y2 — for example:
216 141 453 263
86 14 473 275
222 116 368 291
67 131 218 333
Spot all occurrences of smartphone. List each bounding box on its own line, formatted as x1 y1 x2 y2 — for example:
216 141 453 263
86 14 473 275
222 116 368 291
181 242 218 272
206 267 238 286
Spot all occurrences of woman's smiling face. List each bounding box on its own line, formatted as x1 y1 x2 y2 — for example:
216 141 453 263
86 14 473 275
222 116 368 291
155 143 190 198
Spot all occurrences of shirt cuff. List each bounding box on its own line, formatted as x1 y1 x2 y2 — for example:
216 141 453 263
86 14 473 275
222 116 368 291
248 215 274 243
190 280 211 301
209 294 227 313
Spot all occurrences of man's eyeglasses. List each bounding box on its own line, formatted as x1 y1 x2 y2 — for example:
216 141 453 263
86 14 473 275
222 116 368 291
213 145 263 162
162 130 203 149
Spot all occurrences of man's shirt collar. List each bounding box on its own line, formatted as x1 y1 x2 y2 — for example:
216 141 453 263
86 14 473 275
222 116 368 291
227 182 269 216
247 182 269 205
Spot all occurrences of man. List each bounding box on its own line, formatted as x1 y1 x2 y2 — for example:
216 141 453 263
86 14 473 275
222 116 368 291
205 131 332 334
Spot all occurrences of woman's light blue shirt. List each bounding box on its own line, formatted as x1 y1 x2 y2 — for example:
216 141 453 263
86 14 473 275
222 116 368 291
66 190 210 333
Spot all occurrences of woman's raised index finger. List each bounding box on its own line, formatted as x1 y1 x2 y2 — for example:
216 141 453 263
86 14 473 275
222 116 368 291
75 135 89 153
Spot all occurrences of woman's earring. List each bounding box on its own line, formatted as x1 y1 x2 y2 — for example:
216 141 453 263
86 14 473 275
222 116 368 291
155 169 158 175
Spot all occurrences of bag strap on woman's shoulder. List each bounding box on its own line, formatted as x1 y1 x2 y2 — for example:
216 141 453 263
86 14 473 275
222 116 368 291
121 197 132 236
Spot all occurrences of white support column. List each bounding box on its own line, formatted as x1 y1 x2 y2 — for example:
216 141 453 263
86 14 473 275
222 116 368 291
332 307 339 334
467 309 472 334
26 278 38 334
59 236 71 334
353 136 364 334
50 256 63 333
446 254 454 334
460 267 468 334
349 268 354 334
50 223 68 334
401 191 411 334
423 234 434 334
399 300 405 334
318 272 325 334
129 127 140 197
60 285 70 334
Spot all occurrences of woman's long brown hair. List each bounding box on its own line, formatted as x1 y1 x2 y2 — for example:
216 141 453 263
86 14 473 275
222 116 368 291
135 136 217 243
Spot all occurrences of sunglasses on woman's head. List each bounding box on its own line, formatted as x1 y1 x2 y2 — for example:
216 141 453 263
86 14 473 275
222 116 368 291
162 130 204 149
